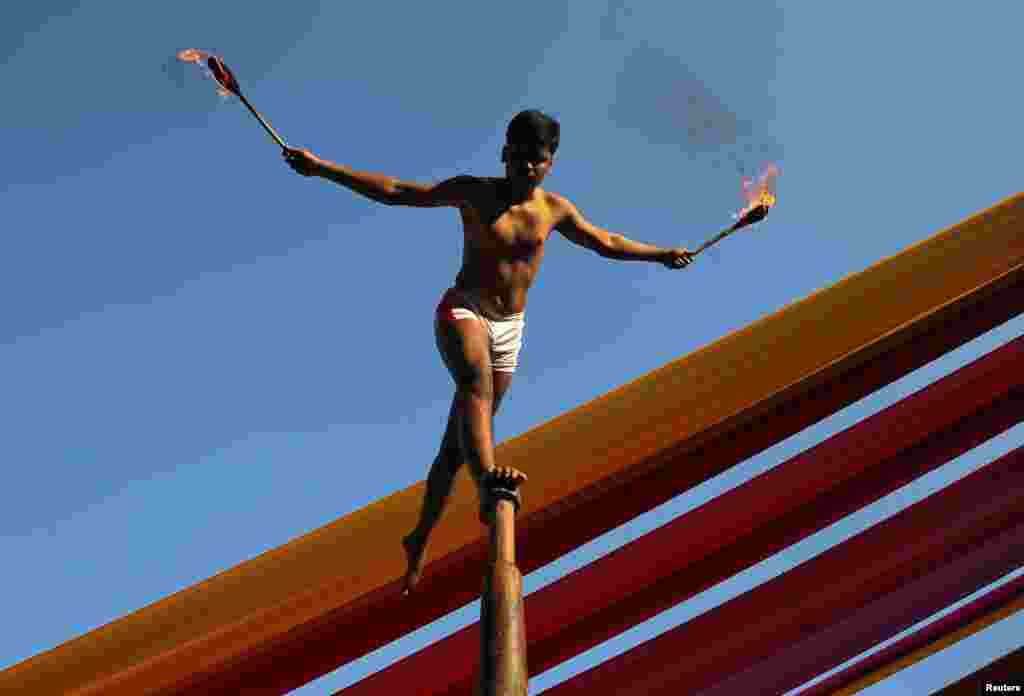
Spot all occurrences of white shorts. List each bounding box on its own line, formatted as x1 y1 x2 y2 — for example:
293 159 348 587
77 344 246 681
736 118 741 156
435 287 526 373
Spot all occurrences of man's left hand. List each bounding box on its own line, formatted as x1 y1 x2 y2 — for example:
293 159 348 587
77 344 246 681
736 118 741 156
284 147 323 177
660 247 695 270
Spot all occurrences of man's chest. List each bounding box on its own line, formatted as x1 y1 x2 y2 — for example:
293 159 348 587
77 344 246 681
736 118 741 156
464 198 553 255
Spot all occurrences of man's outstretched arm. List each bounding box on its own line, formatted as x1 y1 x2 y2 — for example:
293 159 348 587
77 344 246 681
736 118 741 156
283 147 475 207
552 195 694 269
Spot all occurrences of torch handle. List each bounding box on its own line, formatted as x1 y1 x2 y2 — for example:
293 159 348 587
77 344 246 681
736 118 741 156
693 202 772 257
693 223 741 256
237 93 288 150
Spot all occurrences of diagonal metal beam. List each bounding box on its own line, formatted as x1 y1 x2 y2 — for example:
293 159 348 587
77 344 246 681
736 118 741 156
797 573 1024 695
540 446 1024 695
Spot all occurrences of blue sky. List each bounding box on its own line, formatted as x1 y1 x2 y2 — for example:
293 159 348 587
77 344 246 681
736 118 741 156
2 2 1022 694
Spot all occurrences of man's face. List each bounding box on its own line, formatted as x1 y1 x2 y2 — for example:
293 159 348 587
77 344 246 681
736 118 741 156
502 142 555 185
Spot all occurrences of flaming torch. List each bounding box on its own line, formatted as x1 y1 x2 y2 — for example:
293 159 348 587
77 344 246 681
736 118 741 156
176 49 288 150
694 164 779 256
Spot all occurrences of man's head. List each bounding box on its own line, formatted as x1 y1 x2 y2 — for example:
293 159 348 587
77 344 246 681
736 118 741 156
501 109 559 187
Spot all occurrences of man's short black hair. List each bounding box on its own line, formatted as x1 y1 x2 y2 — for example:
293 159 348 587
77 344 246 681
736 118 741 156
506 109 560 155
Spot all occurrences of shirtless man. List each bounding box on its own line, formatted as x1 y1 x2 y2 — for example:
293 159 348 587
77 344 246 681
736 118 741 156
284 110 695 594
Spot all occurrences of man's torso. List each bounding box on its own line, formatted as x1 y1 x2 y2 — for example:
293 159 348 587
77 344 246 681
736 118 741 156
454 177 559 320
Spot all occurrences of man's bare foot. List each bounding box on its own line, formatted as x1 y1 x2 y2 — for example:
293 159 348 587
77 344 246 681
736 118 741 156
479 467 529 525
402 532 427 596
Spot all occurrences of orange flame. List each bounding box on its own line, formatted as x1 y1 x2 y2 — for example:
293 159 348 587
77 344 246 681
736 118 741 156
176 48 205 63
736 163 779 220
176 48 233 98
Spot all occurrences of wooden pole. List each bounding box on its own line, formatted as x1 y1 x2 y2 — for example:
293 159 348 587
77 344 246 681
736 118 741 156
480 471 528 696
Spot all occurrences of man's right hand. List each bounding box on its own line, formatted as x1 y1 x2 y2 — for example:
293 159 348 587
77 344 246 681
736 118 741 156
659 247 696 270
284 147 322 177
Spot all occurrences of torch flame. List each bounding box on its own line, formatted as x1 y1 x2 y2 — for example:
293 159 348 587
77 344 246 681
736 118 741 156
176 48 204 63
735 163 779 222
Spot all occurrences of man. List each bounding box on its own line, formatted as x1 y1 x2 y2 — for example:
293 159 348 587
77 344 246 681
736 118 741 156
284 110 695 595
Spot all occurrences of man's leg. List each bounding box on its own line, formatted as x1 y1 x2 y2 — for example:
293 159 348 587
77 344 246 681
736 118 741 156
403 319 512 594
402 396 461 594
434 317 499 484
405 373 512 547
492 370 513 415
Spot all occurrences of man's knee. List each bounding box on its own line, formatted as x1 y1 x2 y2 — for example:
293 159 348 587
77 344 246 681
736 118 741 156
433 442 462 476
455 383 494 444
457 368 494 402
